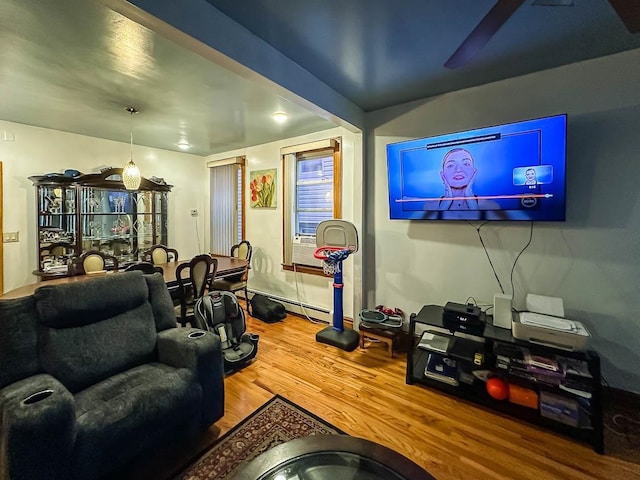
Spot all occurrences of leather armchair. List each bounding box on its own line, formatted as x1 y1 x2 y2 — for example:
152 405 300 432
0 271 224 480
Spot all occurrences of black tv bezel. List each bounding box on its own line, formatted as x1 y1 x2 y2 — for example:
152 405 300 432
386 113 568 222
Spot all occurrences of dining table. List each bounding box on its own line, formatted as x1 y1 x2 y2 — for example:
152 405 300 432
0 254 248 300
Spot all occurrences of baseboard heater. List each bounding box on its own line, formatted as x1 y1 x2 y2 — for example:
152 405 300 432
247 289 330 323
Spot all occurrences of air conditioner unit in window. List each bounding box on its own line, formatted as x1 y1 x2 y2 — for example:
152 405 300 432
292 235 323 267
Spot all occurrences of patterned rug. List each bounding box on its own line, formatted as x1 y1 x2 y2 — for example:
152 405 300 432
603 396 640 465
172 395 345 479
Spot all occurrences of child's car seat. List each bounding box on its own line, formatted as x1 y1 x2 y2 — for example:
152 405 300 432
194 291 259 374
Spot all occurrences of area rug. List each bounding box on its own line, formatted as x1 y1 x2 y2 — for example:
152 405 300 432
603 399 640 465
172 395 345 479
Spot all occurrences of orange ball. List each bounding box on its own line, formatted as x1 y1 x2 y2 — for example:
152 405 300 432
486 377 509 401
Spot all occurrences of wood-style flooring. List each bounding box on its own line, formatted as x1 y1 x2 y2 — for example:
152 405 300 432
122 313 639 480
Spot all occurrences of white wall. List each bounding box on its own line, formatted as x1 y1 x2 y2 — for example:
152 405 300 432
0 120 362 322
0 120 207 292
205 126 363 322
366 48 640 393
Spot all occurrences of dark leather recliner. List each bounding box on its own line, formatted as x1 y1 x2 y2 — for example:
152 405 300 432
0 271 225 480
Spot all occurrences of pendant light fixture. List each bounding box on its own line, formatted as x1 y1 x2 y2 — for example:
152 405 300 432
122 106 142 190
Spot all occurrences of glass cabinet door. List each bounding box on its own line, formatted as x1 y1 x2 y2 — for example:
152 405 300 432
155 191 169 246
37 185 77 272
80 187 135 263
31 169 172 276
134 191 154 257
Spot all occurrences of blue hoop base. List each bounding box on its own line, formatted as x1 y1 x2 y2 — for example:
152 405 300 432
315 326 359 352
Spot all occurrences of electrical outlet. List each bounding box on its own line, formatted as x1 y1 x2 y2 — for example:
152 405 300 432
190 209 198 217
3 231 19 242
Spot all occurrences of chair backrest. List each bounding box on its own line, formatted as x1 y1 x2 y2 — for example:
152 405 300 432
102 238 130 257
40 242 75 258
125 262 163 275
70 251 119 275
231 240 252 262
176 254 217 302
83 253 105 272
145 245 179 265
40 243 75 271
230 241 251 282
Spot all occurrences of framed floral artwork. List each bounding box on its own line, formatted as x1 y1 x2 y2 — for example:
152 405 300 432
250 169 277 208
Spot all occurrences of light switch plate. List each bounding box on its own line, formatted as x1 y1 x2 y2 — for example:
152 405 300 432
3 231 19 242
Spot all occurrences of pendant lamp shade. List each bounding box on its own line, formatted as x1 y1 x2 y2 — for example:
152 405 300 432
123 159 141 190
123 106 141 190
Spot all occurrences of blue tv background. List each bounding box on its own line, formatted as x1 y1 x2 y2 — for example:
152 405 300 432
386 114 567 221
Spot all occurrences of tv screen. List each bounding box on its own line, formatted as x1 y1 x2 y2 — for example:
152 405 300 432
386 114 567 221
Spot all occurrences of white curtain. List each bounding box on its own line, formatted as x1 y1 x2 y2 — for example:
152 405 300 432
210 163 238 255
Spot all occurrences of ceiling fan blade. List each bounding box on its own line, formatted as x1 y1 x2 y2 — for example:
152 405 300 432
532 0 574 5
445 0 525 69
608 0 640 33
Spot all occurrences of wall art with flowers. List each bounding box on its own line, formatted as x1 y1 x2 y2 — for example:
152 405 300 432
249 169 277 208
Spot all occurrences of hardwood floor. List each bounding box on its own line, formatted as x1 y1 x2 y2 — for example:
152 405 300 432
126 313 638 480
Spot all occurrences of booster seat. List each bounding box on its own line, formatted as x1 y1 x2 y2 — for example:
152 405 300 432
194 291 259 374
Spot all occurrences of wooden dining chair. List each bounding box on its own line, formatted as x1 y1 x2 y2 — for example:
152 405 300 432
174 254 217 327
69 251 119 275
124 262 164 275
40 242 76 271
40 242 75 260
210 240 252 314
143 245 179 265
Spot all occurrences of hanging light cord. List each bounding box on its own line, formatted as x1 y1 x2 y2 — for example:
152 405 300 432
127 106 137 162
129 111 134 161
122 106 141 191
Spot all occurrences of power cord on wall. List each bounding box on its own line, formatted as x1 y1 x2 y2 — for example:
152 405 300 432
509 221 534 299
292 263 327 325
465 296 493 313
467 220 535 302
467 221 505 295
194 216 202 253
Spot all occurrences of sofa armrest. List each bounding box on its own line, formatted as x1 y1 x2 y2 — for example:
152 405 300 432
0 374 76 480
157 328 224 427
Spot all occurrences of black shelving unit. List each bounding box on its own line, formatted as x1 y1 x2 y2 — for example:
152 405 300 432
407 305 603 453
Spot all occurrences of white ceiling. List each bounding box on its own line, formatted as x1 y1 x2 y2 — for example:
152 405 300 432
1 0 639 157
0 0 338 156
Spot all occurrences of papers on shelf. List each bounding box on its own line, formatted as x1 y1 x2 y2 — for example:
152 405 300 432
519 312 575 330
518 312 590 337
424 353 459 386
525 293 565 317
417 331 450 353
43 264 69 273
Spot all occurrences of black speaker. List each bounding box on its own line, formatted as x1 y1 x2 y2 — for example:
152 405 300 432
442 302 484 335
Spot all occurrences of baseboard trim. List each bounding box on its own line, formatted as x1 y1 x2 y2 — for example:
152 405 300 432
247 289 331 323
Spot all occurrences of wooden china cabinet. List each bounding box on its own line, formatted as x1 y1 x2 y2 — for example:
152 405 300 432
30 168 172 278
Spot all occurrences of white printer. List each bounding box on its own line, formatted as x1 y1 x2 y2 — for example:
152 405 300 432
511 294 591 352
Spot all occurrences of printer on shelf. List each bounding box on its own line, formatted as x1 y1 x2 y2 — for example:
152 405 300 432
511 293 591 352
512 311 590 351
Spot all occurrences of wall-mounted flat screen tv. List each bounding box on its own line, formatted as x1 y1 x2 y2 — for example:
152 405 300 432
386 114 567 221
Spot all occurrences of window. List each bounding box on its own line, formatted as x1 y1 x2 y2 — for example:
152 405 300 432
208 157 245 255
282 138 341 273
296 154 334 235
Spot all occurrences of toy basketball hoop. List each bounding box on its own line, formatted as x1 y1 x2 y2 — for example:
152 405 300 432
314 246 351 275
313 219 360 352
